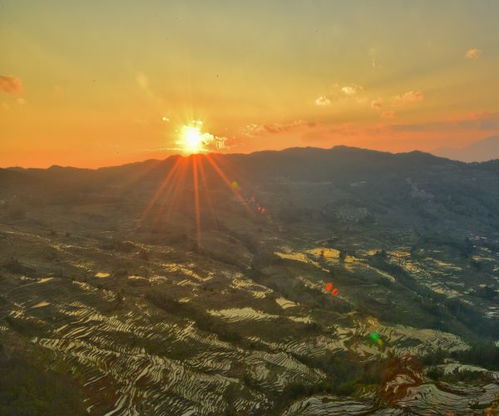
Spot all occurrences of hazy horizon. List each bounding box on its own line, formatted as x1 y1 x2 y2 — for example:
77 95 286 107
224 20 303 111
2 140 499 170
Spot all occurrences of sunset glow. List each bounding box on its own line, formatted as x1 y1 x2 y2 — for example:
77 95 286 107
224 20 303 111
1 1 499 167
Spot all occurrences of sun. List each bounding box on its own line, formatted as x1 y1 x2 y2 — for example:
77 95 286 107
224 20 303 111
178 121 209 155
176 120 226 155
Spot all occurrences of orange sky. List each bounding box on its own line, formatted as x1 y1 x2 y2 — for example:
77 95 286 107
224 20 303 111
1 1 499 168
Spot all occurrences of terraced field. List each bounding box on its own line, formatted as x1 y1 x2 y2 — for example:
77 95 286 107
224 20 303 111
1 221 498 415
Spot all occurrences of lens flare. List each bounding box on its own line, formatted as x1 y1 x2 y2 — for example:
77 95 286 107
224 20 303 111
177 120 225 155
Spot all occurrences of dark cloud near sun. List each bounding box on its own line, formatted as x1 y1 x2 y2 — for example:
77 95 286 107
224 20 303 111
0 75 23 94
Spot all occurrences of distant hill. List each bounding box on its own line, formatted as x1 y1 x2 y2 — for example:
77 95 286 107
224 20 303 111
2 145 499 238
433 136 499 162
2 145 465 184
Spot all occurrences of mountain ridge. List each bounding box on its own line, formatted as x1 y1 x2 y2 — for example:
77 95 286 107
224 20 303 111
2 145 478 173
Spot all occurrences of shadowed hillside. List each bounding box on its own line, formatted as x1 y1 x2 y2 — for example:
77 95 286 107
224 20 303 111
0 146 498 415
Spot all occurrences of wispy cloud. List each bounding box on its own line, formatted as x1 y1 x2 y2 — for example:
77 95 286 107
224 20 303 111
341 84 363 96
0 75 23 94
315 96 331 106
315 82 423 121
369 91 423 119
243 120 313 137
393 90 424 105
465 48 482 60
381 110 396 119
370 99 383 110
136 72 166 109
314 84 365 108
